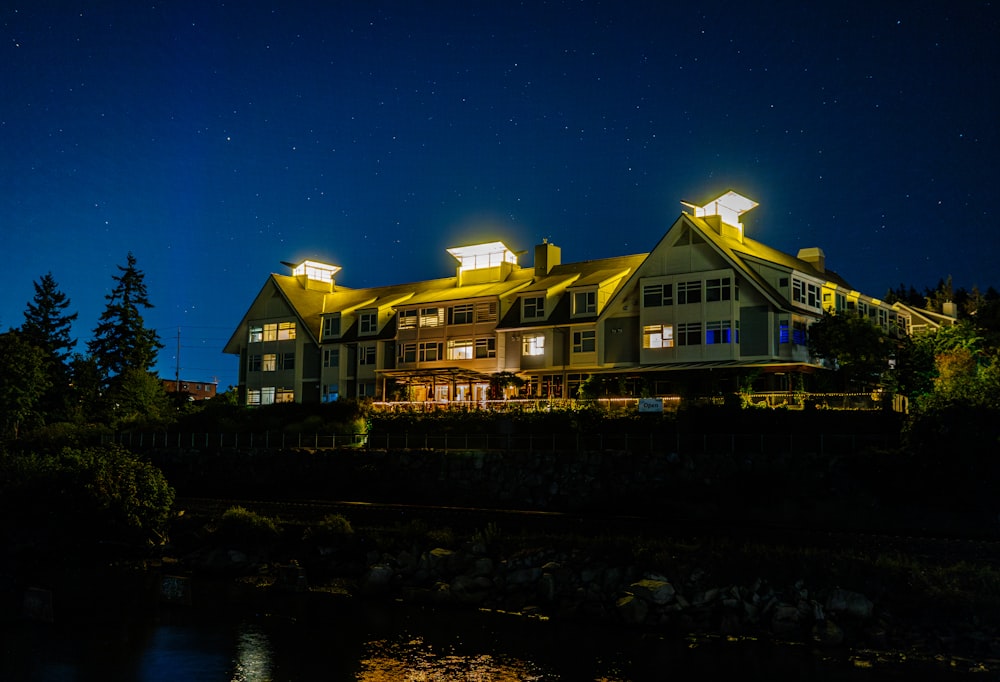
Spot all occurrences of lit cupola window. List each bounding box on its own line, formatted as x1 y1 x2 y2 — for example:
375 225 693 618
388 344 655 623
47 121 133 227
291 260 341 282
283 259 342 291
681 191 758 242
446 242 518 271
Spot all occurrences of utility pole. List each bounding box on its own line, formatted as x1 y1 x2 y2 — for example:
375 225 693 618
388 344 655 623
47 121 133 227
175 327 181 392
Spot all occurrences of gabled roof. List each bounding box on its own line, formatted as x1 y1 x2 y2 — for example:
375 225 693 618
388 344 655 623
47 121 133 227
498 253 645 329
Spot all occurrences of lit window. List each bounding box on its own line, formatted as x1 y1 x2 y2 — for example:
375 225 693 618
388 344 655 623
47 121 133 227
262 353 276 371
792 321 807 345
249 325 263 343
323 316 341 338
643 283 672 307
247 389 261 406
573 291 596 315
523 296 545 320
447 339 473 360
419 308 444 327
359 345 376 365
677 281 702 304
419 342 442 361
522 334 544 356
448 304 474 325
572 330 596 353
398 343 416 363
705 320 735 344
275 388 294 403
705 278 731 302
397 309 417 330
248 354 262 372
322 384 339 402
360 311 377 334
262 323 277 341
278 322 296 340
475 337 496 358
643 324 674 349
779 320 790 344
261 387 276 405
677 322 701 346
323 348 339 367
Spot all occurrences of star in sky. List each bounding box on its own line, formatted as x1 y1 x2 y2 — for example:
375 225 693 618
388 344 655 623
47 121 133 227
2 1 998 388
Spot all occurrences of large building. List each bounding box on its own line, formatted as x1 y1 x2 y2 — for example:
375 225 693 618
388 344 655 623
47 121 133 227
224 191 940 406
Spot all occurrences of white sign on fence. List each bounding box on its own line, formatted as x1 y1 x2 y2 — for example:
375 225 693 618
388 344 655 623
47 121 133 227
638 398 663 413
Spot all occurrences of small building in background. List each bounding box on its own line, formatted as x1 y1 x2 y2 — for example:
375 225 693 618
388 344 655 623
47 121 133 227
162 379 218 401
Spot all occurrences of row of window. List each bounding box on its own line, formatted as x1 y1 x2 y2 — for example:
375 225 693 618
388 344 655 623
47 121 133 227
246 387 295 405
642 278 735 308
642 321 740 348
397 301 500 330
248 321 296 343
248 353 295 372
397 337 498 363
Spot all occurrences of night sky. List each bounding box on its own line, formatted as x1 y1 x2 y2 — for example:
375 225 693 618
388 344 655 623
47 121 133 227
3 1 998 389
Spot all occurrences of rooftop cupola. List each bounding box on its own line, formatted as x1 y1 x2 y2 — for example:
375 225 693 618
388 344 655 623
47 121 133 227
447 241 519 286
681 190 758 243
283 259 341 292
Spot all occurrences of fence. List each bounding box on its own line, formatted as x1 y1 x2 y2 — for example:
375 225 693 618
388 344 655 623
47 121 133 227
371 392 899 413
109 430 896 456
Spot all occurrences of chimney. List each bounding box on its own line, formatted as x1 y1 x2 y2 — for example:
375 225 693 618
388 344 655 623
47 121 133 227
796 247 826 274
535 239 561 276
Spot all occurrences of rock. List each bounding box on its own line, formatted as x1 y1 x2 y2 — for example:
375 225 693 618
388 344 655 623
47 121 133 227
616 594 649 626
825 589 873 620
362 564 395 594
628 578 675 605
812 619 845 646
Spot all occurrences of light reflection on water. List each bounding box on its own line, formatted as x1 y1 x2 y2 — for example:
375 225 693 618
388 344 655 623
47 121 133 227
0 596 953 680
359 635 550 681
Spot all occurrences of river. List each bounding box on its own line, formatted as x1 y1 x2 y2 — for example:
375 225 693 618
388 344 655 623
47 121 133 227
0 585 966 681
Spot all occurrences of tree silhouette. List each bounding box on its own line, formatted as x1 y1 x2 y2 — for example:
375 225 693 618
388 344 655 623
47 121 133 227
21 272 78 366
88 253 163 380
21 272 78 421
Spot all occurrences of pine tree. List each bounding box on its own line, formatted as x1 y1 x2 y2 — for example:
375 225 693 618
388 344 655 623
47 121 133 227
20 272 78 422
88 252 164 380
22 272 78 364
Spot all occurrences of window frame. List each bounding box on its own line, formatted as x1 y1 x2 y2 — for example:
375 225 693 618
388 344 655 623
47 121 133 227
522 334 545 356
642 283 673 308
573 290 597 315
572 329 596 353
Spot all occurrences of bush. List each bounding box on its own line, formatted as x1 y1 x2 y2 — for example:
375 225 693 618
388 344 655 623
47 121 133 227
215 506 282 549
303 513 354 544
0 444 175 548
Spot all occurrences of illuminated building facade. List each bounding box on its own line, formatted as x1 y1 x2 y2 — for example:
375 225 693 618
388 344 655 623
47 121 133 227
224 192 948 405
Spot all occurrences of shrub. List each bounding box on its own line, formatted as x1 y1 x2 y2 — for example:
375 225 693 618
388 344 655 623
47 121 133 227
216 506 281 549
303 513 354 543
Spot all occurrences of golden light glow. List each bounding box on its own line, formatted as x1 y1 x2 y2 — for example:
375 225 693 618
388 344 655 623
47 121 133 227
681 191 758 229
447 242 518 271
292 259 341 282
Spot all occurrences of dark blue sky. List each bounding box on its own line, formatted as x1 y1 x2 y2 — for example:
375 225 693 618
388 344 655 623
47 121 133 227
3 1 998 389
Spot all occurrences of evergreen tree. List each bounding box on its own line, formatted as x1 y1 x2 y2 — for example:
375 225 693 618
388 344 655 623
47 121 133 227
21 272 78 421
21 272 78 366
0 331 52 438
88 252 164 380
